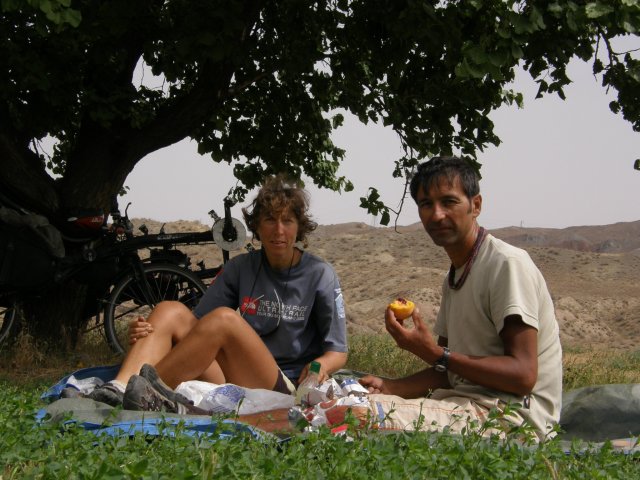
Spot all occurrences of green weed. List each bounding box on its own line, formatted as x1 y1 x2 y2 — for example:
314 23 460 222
2 382 638 479
1 336 640 478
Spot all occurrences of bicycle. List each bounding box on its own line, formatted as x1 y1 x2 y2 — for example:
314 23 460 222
100 200 248 354
0 196 247 354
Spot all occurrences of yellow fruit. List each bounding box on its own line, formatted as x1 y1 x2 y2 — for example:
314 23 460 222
388 298 415 320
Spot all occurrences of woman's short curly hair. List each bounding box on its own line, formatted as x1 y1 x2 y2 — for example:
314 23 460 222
242 174 318 247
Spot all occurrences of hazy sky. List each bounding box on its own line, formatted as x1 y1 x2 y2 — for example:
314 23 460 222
122 57 639 231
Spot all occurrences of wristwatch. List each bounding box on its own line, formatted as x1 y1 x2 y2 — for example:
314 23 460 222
434 347 450 373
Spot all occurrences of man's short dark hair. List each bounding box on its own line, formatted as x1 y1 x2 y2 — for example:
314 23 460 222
409 156 480 202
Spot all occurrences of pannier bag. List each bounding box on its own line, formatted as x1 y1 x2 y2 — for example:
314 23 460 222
0 206 65 288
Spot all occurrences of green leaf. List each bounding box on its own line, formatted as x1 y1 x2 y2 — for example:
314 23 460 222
585 2 614 19
455 62 469 78
332 113 344 129
535 80 548 99
462 58 485 79
629 66 640 83
530 6 546 30
125 458 150 476
39 0 52 15
488 49 510 67
634 159 640 170
343 180 354 192
367 187 380 203
566 10 578 30
511 44 524 60
496 26 511 39
609 100 621 114
592 59 604 74
63 9 81 27
548 3 563 14
467 46 488 65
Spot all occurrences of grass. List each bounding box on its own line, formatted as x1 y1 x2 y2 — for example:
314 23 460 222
562 347 640 390
1 333 639 478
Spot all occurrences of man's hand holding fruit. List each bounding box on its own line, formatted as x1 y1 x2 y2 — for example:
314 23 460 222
385 298 442 366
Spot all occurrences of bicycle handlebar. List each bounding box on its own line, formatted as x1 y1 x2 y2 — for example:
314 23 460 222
103 230 214 256
95 198 245 266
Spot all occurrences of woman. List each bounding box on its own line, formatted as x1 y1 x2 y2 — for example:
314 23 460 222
88 175 348 410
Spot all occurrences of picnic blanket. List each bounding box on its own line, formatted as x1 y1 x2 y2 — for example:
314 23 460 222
36 397 274 440
37 364 291 441
37 365 640 451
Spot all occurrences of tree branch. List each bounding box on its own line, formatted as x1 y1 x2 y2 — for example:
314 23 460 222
119 0 266 166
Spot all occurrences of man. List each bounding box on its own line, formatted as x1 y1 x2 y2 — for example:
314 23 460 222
359 156 562 441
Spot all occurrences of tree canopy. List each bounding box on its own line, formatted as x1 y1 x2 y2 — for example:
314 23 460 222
2 0 639 348
2 0 639 226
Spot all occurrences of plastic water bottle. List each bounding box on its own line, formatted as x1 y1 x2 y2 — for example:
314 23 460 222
295 361 321 407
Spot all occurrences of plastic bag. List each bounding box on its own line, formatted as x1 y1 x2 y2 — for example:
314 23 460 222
175 380 294 414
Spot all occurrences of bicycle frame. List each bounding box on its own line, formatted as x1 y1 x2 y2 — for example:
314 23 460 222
0 197 246 350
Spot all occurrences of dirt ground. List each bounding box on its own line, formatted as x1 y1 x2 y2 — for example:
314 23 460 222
140 217 640 352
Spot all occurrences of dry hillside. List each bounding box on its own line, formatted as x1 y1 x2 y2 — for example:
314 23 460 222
133 218 640 351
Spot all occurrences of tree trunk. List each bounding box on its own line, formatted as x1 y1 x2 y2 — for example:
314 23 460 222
22 281 90 352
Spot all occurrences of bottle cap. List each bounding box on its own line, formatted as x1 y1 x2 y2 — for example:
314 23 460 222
310 361 321 374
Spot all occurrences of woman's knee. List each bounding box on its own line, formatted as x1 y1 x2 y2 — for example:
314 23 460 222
194 307 243 335
148 301 197 337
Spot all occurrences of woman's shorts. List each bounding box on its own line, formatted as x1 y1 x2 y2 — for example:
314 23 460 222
273 369 296 395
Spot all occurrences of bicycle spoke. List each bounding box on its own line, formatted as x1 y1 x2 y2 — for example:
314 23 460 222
104 263 205 354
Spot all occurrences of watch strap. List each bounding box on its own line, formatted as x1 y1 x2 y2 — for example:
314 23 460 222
435 347 450 372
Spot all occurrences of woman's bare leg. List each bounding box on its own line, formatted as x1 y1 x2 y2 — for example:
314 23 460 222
154 307 280 390
113 301 202 384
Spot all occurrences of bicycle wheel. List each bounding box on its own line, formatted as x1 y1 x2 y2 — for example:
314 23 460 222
103 263 206 354
0 301 20 348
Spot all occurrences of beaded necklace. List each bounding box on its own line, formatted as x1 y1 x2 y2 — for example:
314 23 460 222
447 226 487 290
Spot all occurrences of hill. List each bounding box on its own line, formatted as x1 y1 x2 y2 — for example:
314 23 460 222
133 218 640 351
490 221 640 254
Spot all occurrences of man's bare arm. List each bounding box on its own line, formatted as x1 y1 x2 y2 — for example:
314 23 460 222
385 307 537 397
444 315 537 396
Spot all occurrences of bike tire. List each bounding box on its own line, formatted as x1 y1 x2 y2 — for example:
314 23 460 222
0 302 20 348
103 263 206 354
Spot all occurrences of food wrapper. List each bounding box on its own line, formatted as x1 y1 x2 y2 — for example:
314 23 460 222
340 378 369 397
289 396 371 431
198 383 245 413
288 405 310 429
306 378 343 406
310 396 371 427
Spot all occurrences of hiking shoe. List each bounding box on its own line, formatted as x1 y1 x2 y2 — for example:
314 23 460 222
139 363 193 405
123 375 187 413
86 383 124 407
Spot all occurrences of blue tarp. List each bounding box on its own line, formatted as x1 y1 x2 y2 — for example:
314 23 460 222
36 364 277 442
40 364 121 402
